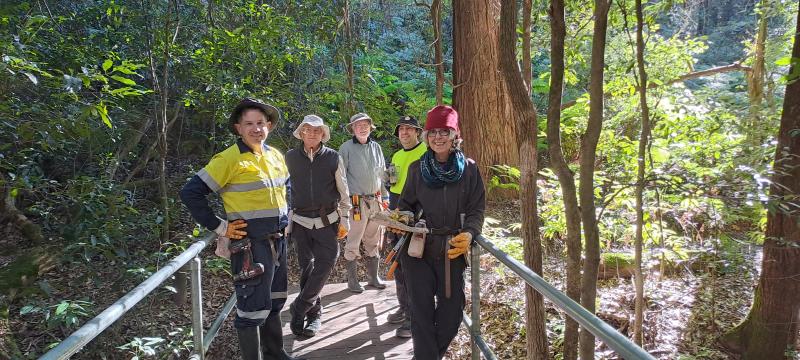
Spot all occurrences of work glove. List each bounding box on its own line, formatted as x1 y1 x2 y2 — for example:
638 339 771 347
387 227 406 235
215 236 232 259
337 217 350 239
448 232 472 259
214 219 248 240
381 197 390 211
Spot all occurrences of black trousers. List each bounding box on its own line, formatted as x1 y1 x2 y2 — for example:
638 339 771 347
400 235 466 360
232 234 288 328
388 192 411 317
290 222 340 318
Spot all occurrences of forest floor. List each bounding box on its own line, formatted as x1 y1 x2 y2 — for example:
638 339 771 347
0 199 766 359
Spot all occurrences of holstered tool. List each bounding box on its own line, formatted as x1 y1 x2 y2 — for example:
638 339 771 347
384 232 411 265
386 260 399 280
351 195 362 221
229 237 265 282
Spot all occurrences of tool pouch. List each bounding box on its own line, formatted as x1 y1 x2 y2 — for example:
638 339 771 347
407 220 427 258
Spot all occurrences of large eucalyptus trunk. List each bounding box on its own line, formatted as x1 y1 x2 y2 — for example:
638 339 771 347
499 0 548 358
578 1 610 358
546 0 581 358
721 7 800 358
453 0 518 187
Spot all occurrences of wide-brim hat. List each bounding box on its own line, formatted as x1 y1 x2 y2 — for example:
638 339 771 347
393 115 422 137
228 98 281 135
346 112 376 133
293 114 331 143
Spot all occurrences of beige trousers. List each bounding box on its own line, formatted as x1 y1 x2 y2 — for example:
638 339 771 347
343 197 385 261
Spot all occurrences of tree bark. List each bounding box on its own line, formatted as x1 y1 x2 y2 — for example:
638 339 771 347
546 0 581 358
579 1 610 359
453 0 518 188
499 0 548 358
522 0 533 94
343 0 355 115
632 0 651 346
720 7 800 359
745 0 768 144
432 0 444 105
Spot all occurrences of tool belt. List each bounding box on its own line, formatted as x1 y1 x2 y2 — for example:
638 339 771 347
351 192 382 221
294 203 337 226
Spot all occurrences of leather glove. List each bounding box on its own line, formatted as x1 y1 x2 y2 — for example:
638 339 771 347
337 217 350 239
448 232 472 259
214 219 247 240
387 227 406 235
214 236 231 259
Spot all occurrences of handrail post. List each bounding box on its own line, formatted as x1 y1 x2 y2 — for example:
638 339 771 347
190 257 205 360
470 241 481 360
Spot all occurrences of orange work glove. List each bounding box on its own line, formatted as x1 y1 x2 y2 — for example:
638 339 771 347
447 232 472 259
224 219 248 240
337 218 350 239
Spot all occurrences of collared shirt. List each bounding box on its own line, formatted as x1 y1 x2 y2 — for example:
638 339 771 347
339 135 388 198
390 141 427 195
290 145 351 230
184 139 289 237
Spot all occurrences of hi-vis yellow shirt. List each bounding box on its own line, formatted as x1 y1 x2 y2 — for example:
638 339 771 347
196 140 289 234
390 142 427 195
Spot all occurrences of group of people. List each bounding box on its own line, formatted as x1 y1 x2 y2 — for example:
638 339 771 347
179 98 486 360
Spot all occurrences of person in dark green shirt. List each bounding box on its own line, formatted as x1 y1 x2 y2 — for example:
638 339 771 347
386 115 426 338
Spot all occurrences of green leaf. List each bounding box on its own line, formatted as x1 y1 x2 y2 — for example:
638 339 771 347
102 59 113 72
110 75 136 86
23 72 38 85
55 302 69 315
96 102 112 128
20 305 38 315
10 188 18 198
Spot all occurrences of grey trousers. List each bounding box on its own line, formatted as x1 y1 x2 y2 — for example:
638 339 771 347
291 222 340 318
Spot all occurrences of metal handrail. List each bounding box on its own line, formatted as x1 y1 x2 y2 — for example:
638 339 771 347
462 235 656 360
39 232 233 360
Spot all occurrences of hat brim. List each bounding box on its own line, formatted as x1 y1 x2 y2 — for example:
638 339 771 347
394 124 423 137
294 123 331 143
229 100 281 135
346 119 376 134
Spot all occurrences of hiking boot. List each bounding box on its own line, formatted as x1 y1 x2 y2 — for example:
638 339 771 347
365 256 386 289
387 309 406 324
303 314 321 337
346 260 364 293
395 321 412 338
288 303 305 336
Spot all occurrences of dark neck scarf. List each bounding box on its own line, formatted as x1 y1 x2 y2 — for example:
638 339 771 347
420 149 466 188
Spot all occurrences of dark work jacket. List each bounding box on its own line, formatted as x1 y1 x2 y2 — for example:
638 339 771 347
398 157 485 241
285 145 340 215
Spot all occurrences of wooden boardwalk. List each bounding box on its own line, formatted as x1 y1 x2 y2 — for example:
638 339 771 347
280 282 414 360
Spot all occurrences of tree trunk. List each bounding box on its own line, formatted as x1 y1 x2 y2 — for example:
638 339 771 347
720 7 800 359
547 0 581 358
522 0 533 94
343 0 355 116
432 0 444 105
578 1 610 359
499 0 548 358
632 0 651 346
105 115 153 180
745 0 767 144
453 0 518 188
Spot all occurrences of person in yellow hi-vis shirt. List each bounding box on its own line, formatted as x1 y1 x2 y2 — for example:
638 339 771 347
180 98 302 360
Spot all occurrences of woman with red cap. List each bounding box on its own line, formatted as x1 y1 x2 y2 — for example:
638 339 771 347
394 105 486 359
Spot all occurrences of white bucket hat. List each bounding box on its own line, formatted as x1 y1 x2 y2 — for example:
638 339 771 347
293 114 331 143
346 112 376 133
